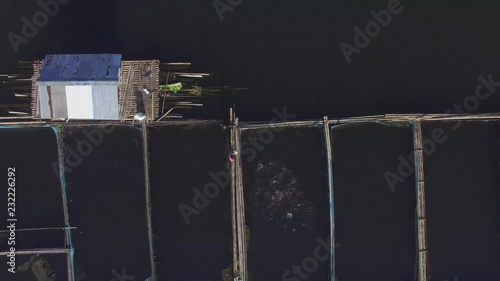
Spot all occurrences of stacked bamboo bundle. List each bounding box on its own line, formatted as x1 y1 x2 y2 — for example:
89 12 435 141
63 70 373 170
156 62 247 121
0 60 35 118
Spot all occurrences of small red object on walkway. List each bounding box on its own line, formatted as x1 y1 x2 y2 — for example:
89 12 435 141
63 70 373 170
229 150 238 162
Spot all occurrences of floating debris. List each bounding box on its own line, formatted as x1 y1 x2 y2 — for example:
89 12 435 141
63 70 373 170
134 112 147 121
17 255 56 281
251 160 316 231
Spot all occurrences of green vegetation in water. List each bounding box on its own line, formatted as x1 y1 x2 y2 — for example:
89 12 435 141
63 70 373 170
159 82 183 93
159 83 203 95
189 85 202 96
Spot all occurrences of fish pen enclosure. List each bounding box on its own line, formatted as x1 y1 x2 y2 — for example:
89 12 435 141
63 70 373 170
0 127 69 280
422 121 500 281
148 125 232 281
62 125 152 280
331 123 416 281
0 127 66 250
0 113 499 281
241 127 331 281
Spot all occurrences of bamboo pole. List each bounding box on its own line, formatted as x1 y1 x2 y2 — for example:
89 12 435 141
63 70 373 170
323 117 336 281
229 108 239 278
0 248 70 256
240 120 322 130
413 121 428 281
0 226 76 233
54 124 74 281
151 84 154 121
234 116 248 281
141 121 157 281
156 107 175 123
0 116 33 120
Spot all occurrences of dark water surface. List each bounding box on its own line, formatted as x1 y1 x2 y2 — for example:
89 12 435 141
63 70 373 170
423 121 500 281
64 125 151 280
0 127 65 252
242 127 330 281
148 125 232 281
2 1 500 277
3 1 500 118
332 123 416 281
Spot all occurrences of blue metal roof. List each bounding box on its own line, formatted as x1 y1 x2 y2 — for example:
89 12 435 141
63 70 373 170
37 54 122 82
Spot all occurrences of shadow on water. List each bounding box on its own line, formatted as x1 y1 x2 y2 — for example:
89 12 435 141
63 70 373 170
242 127 330 281
149 125 232 281
64 125 151 280
423 121 500 281
332 123 416 281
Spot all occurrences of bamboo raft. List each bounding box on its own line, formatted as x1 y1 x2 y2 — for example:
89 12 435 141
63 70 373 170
0 60 246 121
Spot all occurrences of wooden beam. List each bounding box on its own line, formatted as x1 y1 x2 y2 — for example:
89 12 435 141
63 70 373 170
413 121 428 281
141 122 157 281
323 117 336 281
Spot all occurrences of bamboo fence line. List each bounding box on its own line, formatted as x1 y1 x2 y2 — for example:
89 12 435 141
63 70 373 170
413 121 428 281
141 121 157 281
2 111 498 280
323 117 336 281
54 124 74 281
229 108 239 279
